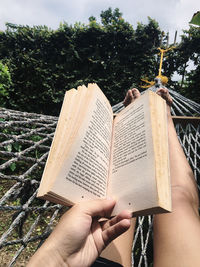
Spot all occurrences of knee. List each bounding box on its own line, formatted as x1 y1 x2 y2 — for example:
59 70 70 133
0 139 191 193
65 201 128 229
171 185 199 211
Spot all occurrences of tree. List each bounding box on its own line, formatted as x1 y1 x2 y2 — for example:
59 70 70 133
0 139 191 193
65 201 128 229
0 61 12 107
100 7 122 25
190 11 200 26
170 26 200 103
0 9 165 114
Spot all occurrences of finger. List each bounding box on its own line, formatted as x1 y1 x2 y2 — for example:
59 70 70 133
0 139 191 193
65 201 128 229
101 210 132 230
78 199 116 218
102 219 131 246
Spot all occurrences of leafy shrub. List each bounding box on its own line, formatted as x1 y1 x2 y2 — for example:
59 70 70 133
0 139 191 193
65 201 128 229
0 61 12 107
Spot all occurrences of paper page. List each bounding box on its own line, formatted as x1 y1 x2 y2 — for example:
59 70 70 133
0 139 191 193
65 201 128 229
38 89 77 196
54 85 88 177
108 92 157 215
51 84 113 202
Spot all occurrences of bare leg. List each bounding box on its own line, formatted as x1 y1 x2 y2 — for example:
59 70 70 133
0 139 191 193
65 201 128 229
100 89 140 267
154 88 200 267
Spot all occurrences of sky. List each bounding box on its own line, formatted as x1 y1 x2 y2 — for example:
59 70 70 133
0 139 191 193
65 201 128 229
0 0 199 44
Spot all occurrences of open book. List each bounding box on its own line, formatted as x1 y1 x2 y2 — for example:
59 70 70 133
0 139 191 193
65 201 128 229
38 84 171 216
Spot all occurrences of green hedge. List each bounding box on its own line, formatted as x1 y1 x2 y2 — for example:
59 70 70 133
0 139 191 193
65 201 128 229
0 8 199 115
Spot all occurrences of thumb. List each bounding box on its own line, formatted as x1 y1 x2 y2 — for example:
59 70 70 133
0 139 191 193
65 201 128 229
79 198 116 218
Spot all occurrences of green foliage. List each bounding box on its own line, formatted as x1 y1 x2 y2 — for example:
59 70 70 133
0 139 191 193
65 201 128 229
0 8 199 115
100 7 122 25
189 11 200 26
0 61 12 107
169 26 200 103
10 162 16 172
0 8 165 115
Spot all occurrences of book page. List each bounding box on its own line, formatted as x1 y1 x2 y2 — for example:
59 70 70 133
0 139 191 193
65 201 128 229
38 86 90 196
54 85 88 178
108 91 157 215
51 84 113 203
37 89 77 196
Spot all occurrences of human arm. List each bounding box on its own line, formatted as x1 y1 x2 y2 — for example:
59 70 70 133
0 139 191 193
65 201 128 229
27 199 131 267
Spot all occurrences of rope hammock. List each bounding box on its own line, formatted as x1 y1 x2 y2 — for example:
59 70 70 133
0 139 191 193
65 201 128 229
0 87 199 266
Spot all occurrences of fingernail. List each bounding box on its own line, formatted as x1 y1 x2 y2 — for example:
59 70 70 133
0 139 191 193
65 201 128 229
106 196 113 200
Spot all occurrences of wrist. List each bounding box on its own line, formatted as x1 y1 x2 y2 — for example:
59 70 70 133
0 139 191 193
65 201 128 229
28 244 68 267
